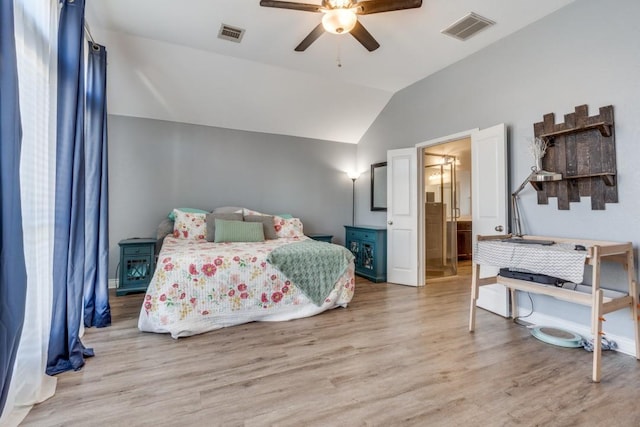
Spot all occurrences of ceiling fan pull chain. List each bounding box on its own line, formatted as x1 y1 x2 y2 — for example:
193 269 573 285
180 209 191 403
336 39 342 68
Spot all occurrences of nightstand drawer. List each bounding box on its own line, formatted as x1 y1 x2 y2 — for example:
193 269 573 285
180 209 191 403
346 230 376 242
123 245 152 256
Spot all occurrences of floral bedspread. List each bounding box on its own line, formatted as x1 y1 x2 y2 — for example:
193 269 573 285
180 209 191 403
138 236 355 338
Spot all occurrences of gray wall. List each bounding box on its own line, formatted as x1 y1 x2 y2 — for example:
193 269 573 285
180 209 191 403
108 115 357 278
356 0 640 340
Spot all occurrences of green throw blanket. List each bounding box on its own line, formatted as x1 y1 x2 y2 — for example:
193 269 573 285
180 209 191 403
266 240 354 306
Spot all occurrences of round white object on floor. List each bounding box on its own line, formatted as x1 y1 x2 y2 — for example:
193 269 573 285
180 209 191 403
530 326 583 348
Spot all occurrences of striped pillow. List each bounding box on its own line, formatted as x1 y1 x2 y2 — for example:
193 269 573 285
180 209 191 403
214 219 265 243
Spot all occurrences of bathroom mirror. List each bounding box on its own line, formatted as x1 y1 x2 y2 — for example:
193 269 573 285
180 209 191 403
371 162 387 211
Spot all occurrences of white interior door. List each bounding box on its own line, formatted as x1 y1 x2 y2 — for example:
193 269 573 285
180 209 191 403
471 123 509 317
386 148 418 286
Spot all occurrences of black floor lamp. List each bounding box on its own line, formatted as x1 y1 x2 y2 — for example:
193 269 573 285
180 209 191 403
348 172 360 226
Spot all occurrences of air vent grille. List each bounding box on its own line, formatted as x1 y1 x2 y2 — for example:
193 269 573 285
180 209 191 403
441 12 495 41
218 24 245 43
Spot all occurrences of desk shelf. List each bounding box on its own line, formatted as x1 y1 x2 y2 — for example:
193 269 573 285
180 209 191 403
469 234 639 383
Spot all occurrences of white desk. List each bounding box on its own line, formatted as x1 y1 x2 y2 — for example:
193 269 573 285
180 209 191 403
469 234 639 382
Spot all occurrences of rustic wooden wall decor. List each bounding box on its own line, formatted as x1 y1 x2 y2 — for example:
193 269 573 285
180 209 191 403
532 104 617 210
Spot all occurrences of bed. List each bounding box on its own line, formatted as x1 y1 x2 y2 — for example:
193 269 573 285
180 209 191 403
138 208 355 338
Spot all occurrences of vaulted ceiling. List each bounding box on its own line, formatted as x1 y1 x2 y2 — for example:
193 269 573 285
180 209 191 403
85 0 574 144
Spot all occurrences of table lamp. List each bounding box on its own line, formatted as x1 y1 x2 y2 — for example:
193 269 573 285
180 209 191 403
511 137 562 237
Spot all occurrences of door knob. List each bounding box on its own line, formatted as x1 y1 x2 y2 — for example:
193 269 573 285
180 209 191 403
387 220 393 225
495 225 503 232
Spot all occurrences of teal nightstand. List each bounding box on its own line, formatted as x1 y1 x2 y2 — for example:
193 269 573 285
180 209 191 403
117 238 156 296
344 225 387 282
307 234 333 243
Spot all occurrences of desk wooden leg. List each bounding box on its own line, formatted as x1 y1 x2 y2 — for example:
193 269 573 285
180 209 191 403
510 288 517 319
592 289 604 383
632 280 640 360
626 248 639 359
469 262 480 332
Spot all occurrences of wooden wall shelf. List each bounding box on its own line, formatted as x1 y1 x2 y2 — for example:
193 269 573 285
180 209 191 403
539 121 613 141
533 104 617 210
564 172 616 186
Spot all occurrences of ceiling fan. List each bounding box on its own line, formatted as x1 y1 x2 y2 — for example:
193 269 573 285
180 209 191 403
259 0 422 52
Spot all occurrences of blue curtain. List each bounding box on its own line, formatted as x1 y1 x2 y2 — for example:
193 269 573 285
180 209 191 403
83 41 111 328
47 0 94 375
0 0 28 415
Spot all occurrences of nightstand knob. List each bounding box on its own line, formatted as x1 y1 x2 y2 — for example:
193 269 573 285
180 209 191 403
387 221 393 225
495 225 504 232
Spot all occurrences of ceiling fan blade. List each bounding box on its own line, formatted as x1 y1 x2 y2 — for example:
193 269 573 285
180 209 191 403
259 0 323 13
295 23 325 51
350 21 380 51
356 0 422 15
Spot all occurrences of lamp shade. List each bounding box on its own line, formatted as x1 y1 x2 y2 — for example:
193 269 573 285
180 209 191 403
530 169 562 182
322 9 357 34
347 171 360 180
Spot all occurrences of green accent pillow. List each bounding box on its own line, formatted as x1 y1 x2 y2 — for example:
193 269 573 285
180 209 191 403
275 213 293 219
214 219 265 243
168 208 209 220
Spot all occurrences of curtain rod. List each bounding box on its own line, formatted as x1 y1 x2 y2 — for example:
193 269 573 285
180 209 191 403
83 21 96 46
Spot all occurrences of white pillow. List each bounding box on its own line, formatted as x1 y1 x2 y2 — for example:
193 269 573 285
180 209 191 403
274 216 304 238
172 209 206 240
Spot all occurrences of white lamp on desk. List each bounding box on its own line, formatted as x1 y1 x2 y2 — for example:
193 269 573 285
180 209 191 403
511 137 562 237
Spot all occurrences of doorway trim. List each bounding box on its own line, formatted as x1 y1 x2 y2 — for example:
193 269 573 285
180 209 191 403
415 129 479 287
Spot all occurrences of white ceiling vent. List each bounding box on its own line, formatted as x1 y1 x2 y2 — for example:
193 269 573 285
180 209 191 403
441 12 495 41
218 24 245 43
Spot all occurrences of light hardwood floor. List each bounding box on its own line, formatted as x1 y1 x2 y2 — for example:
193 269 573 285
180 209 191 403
23 271 640 426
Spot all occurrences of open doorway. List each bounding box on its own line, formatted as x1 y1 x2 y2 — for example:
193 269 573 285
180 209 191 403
387 124 506 292
422 138 472 282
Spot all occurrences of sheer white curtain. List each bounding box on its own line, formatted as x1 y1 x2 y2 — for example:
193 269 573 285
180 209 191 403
0 1 59 425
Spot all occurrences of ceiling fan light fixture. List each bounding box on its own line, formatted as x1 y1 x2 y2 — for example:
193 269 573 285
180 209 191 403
328 0 353 8
322 8 357 34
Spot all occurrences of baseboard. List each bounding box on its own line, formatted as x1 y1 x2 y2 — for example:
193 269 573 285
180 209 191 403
109 278 118 289
517 307 637 358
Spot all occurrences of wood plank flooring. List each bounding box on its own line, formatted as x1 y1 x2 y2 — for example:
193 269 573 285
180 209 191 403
22 271 640 426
